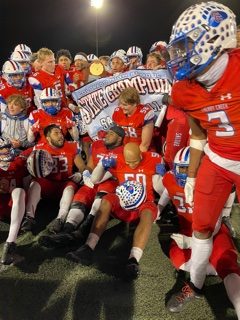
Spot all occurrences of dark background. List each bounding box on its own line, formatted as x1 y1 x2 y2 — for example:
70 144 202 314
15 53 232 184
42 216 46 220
1 0 240 65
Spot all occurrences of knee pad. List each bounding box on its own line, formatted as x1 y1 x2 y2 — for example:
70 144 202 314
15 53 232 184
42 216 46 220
70 201 87 215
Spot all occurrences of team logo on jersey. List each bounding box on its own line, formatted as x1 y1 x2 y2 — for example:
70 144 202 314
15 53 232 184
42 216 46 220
220 93 232 100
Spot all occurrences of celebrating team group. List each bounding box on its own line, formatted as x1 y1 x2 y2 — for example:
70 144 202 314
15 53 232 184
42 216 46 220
0 1 240 317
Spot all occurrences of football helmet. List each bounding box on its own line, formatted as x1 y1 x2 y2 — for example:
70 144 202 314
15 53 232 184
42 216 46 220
40 88 61 115
2 60 26 88
167 1 237 80
27 149 54 178
173 146 190 187
110 50 129 65
87 54 98 62
127 46 143 62
0 138 15 170
14 44 32 57
149 41 167 53
116 180 146 210
10 51 31 73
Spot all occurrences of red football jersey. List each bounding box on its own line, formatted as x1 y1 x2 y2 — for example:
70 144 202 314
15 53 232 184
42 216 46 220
29 108 75 143
171 49 240 160
91 140 123 166
0 157 28 194
34 141 79 181
109 151 162 202
112 104 155 145
0 81 35 113
162 171 192 236
28 65 68 107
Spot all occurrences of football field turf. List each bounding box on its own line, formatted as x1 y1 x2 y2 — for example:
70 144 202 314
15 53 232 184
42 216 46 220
0 202 239 320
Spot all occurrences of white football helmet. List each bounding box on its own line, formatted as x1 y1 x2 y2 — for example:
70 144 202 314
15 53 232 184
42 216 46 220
2 60 26 88
40 88 61 115
87 54 98 62
0 138 15 170
27 149 54 178
14 44 32 57
116 180 146 210
127 46 143 62
167 1 237 80
149 41 167 53
174 146 190 187
10 51 31 73
110 49 129 65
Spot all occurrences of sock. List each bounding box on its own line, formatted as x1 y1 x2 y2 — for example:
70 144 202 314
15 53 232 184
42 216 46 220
190 234 213 289
224 273 240 319
25 181 41 218
66 208 84 227
89 198 102 217
7 189 26 243
86 233 100 250
57 186 75 221
129 247 143 263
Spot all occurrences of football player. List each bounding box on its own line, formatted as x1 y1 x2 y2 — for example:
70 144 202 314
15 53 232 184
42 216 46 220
0 138 31 265
66 142 164 280
109 50 128 75
27 87 78 144
28 47 75 109
157 147 240 317
167 1 240 312
126 46 143 70
38 124 125 246
0 60 35 114
112 86 155 152
21 124 85 233
1 94 32 153
10 51 31 75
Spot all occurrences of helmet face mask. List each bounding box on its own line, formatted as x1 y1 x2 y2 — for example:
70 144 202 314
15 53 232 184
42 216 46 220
173 147 190 187
167 1 237 80
40 88 61 115
0 138 15 170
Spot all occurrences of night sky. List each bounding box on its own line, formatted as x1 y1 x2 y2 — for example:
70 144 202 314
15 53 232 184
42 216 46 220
1 0 240 66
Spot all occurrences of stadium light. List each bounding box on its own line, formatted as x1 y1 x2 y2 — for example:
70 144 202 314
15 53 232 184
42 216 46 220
90 0 104 56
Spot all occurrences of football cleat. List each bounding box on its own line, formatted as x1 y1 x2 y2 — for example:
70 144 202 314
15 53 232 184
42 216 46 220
48 218 64 234
66 244 93 265
20 216 36 233
124 257 140 280
72 214 94 242
1 242 23 265
166 282 202 313
39 233 75 248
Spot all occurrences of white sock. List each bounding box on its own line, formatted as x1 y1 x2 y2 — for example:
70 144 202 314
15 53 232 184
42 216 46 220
190 234 213 289
7 188 26 243
25 181 41 218
129 247 143 263
86 233 100 250
57 186 75 221
224 273 240 319
89 198 102 217
66 208 84 227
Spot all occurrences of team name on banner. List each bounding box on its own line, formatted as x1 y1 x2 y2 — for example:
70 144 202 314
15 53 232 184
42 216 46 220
72 69 172 140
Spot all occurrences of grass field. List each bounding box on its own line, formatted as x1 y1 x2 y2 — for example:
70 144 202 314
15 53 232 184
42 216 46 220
0 201 239 320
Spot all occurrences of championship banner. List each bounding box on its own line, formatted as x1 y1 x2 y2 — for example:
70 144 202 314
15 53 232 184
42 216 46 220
72 69 172 141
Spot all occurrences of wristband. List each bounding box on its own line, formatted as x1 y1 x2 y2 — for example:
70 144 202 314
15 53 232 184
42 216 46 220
189 138 207 151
